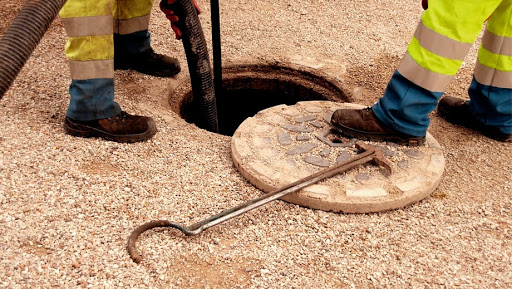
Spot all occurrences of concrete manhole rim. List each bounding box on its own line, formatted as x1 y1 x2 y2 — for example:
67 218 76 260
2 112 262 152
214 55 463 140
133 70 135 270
231 101 445 214
168 61 353 132
220 61 350 100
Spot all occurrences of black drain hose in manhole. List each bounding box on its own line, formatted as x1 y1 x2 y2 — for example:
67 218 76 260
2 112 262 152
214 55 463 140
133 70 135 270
0 0 219 133
164 0 219 132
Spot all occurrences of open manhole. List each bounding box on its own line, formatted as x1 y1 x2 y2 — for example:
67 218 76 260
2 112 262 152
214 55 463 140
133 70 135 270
169 63 444 213
169 63 351 135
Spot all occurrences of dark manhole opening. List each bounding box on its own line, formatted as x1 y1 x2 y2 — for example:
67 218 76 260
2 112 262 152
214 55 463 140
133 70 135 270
170 63 351 136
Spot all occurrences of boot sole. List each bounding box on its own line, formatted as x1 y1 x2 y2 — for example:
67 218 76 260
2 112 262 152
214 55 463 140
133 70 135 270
64 119 157 143
114 66 181 78
114 63 181 78
330 122 425 147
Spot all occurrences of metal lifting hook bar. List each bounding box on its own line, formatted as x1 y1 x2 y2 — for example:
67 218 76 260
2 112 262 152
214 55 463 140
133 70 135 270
127 142 393 263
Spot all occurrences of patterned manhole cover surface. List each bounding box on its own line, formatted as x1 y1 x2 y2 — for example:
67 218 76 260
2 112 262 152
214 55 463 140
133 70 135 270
231 101 445 213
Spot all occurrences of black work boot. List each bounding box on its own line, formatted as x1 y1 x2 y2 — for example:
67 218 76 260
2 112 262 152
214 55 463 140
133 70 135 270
63 111 157 143
114 49 181 77
438 96 511 142
330 107 426 146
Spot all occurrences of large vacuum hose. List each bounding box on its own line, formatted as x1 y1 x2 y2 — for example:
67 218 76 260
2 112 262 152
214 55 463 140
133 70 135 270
173 0 219 132
0 0 219 133
0 0 67 99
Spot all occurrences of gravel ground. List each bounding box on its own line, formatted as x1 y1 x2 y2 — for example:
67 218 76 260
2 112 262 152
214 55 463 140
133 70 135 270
1 0 511 288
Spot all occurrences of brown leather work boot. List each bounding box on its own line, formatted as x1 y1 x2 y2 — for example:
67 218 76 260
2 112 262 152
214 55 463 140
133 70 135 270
330 107 425 146
114 49 181 77
438 96 511 142
63 111 157 143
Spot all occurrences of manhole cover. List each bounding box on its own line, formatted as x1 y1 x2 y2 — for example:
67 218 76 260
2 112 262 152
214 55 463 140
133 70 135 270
231 101 445 213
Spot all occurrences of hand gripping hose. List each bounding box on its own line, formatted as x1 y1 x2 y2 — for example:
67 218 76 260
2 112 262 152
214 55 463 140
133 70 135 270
0 0 68 99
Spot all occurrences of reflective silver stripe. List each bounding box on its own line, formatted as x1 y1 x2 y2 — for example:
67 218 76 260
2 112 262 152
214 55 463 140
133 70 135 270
62 16 113 37
113 15 150 35
69 60 114 80
397 53 453 92
474 61 512 89
413 20 473 61
482 29 512 57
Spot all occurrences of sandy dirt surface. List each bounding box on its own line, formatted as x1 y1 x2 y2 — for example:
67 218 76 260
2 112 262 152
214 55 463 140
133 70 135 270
1 0 511 288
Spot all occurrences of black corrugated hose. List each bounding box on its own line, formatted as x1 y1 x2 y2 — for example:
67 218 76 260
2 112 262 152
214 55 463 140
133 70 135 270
0 0 67 99
0 0 218 133
167 0 219 133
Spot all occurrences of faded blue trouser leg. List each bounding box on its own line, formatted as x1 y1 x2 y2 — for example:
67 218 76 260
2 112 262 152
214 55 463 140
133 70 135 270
373 71 512 137
114 30 152 57
468 77 512 134
66 31 152 121
372 71 443 137
66 78 121 121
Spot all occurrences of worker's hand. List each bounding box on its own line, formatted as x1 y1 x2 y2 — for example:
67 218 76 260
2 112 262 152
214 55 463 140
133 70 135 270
422 0 428 10
160 0 201 40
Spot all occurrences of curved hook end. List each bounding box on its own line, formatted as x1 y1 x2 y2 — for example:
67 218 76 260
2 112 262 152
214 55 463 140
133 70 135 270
127 220 186 264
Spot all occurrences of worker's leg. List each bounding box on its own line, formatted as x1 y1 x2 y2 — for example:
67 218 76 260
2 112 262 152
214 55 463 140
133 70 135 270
467 0 512 135
60 0 120 121
113 0 153 57
59 0 157 142
113 0 180 77
371 0 503 137
331 0 503 145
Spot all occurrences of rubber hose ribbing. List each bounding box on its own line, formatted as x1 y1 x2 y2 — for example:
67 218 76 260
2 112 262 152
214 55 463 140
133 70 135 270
0 0 67 99
177 0 219 133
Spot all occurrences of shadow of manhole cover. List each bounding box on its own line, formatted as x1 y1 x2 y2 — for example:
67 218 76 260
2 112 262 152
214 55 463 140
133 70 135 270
231 101 445 213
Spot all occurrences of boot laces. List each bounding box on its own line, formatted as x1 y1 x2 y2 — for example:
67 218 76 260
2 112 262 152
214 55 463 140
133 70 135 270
109 111 130 122
363 107 373 113
146 51 164 62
